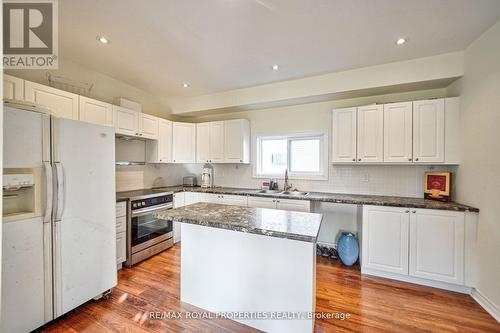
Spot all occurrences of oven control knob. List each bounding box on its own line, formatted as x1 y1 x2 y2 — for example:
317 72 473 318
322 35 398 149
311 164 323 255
132 203 137 208
142 201 146 206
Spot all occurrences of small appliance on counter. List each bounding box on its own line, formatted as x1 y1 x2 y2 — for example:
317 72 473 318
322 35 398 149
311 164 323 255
201 163 214 188
183 176 198 187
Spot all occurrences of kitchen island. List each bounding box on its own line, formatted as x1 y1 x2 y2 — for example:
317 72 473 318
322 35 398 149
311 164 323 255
156 203 323 333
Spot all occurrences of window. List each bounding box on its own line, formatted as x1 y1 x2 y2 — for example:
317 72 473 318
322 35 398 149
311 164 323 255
255 133 327 179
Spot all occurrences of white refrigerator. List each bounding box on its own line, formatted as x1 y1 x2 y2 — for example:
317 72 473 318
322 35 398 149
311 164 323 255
2 104 117 333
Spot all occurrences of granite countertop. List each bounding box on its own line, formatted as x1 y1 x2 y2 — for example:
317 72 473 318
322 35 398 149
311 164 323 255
144 185 479 213
155 202 323 243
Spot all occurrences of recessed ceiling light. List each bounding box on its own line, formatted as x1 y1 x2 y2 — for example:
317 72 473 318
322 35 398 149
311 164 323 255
272 64 279 70
396 38 407 45
97 36 110 44
183 83 190 88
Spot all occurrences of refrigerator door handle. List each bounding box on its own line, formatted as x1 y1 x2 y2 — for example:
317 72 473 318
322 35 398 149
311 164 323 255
43 162 53 223
54 162 65 221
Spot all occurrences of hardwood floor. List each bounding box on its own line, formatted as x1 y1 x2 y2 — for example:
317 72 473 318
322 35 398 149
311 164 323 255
42 243 500 333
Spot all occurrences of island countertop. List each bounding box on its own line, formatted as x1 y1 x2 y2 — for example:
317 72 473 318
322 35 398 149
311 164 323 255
155 202 323 243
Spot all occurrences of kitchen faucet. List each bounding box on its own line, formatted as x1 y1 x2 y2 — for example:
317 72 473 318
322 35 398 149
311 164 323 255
284 169 293 191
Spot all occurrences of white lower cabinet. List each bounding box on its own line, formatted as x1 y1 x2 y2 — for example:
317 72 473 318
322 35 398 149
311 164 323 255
247 196 278 209
221 194 248 207
362 205 467 288
199 193 248 206
115 202 127 268
361 206 409 275
247 196 310 212
276 199 311 212
173 193 186 243
409 208 464 285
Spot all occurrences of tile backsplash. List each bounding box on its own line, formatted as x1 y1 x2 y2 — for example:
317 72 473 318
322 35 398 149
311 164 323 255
117 162 457 199
180 163 457 198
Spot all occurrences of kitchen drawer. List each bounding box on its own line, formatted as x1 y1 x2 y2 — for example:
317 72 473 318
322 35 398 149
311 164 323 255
116 215 126 233
116 201 127 218
116 231 126 265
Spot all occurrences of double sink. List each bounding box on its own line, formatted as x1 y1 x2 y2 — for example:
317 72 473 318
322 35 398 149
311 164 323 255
257 189 309 197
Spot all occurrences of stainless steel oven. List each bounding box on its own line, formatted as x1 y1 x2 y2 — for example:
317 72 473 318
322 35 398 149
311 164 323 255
125 192 174 266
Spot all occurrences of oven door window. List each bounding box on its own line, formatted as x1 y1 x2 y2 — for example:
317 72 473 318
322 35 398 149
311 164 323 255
131 213 173 247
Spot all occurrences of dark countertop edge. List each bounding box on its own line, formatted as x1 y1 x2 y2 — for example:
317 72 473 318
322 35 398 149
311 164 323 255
164 216 318 243
118 186 479 213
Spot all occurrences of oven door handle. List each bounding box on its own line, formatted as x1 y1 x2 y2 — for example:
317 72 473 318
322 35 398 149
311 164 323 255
131 203 173 216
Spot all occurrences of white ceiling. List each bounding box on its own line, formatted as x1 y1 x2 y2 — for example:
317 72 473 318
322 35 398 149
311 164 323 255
60 0 500 98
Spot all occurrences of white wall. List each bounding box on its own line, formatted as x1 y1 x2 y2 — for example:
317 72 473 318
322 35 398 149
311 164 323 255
169 52 464 114
4 58 172 118
447 20 500 318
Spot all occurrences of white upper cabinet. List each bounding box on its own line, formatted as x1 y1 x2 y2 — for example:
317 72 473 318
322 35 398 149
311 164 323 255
333 98 457 165
383 102 413 163
409 209 465 285
3 74 24 100
196 123 211 163
25 80 79 120
79 96 114 127
140 113 159 139
362 205 410 275
172 122 196 163
113 106 139 136
413 99 445 163
332 107 357 163
146 119 172 163
210 121 225 162
357 105 384 163
224 119 250 163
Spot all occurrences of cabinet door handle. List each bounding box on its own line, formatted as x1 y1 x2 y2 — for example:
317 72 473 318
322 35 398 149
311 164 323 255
352 158 356 162
358 158 361 161
408 158 412 162
240 159 242 162
412 210 416 213
405 210 409 213
415 158 419 161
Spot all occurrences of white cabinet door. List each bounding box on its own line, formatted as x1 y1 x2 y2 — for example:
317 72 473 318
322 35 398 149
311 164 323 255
146 119 172 163
174 193 185 208
184 192 200 205
79 96 113 127
196 123 210 163
140 114 159 139
275 199 310 212
116 231 126 264
172 122 196 163
173 193 185 243
113 106 139 136
357 105 384 163
199 193 221 203
247 196 277 209
224 119 250 163
157 119 172 162
362 205 410 275
413 99 445 163
384 102 413 163
210 121 225 162
332 107 357 163
25 81 79 120
3 74 24 100
409 209 464 285
221 194 248 207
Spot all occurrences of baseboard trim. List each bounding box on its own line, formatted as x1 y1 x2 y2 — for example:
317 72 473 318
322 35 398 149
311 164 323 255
472 289 500 323
361 267 472 294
